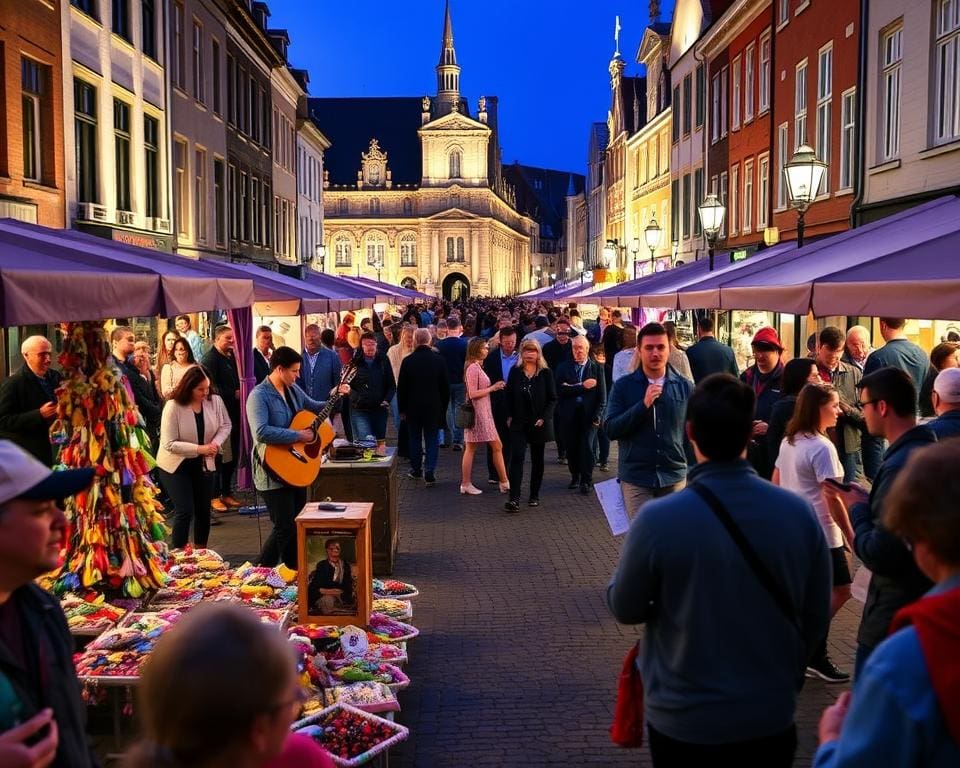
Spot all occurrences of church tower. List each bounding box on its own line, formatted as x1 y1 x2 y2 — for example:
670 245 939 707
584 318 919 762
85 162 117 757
435 1 461 116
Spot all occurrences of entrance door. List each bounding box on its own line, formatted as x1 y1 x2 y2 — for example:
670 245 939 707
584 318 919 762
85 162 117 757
442 272 470 302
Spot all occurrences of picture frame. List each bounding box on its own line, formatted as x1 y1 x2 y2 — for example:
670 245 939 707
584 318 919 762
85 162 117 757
296 502 373 627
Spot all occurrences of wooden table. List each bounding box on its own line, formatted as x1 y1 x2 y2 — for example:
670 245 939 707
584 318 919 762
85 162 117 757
309 449 399 576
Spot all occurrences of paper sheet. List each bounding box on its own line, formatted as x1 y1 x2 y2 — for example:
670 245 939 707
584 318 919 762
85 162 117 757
595 478 631 536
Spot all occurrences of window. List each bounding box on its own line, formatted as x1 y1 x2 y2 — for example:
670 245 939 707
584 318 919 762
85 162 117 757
366 239 385 267
776 123 789 208
446 237 455 261
760 34 771 113
214 158 225 245
638 146 647 184
816 45 833 194
173 1 185 90
719 171 728 237
192 21 204 103
227 164 237 240
758 155 770 228
113 0 130 42
403 198 413 215
400 234 417 266
212 40 221 115
795 60 808 148
840 89 856 190
449 149 461 179
114 100 131 211
175 139 189 237
730 163 740 235
670 179 679 242
335 238 352 266
194 148 206 242
743 159 754 233
261 180 270 246
880 25 902 160
682 173 691 240
457 237 465 261
711 73 720 142
934 1 960 144
71 0 97 19
226 55 235 125
369 198 380 215
693 169 704 236
144 116 159 218
673 85 681 141
732 56 741 130
695 64 705 127
21 59 44 182
338 199 348 215
142 0 156 59
683 75 692 135
745 44 756 122
75 80 98 203
720 67 728 137
778 0 790 27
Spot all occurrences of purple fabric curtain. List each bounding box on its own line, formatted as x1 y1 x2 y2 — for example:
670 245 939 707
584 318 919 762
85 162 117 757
228 306 255 490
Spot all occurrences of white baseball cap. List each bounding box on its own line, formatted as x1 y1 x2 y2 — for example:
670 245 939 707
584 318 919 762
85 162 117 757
933 367 960 404
0 440 95 507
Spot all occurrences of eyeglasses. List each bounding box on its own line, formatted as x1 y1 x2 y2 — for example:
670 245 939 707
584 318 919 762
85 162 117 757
860 399 880 409
267 686 310 715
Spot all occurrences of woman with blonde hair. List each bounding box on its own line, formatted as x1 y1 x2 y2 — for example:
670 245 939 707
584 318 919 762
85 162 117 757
124 603 332 768
459 337 509 494
503 339 557 512
388 325 416 457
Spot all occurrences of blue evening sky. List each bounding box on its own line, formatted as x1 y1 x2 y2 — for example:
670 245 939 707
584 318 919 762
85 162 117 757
269 0 673 175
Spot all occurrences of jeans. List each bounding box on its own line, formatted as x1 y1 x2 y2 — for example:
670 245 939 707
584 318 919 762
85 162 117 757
840 450 863 484
159 462 215 549
620 479 687 519
647 723 796 768
861 434 885 481
508 432 545 502
407 420 440 474
562 415 596 484
258 486 308 568
351 407 389 441
445 383 466 445
595 427 610 465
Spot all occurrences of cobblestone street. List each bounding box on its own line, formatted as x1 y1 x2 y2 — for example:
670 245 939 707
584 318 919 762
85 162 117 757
213 444 861 768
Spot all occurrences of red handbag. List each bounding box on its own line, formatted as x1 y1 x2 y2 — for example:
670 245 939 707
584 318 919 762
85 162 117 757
610 642 645 747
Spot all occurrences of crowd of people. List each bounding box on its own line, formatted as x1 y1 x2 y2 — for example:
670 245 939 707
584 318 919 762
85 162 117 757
0 297 958 766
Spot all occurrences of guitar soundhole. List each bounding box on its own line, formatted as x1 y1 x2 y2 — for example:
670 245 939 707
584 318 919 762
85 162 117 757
304 441 322 459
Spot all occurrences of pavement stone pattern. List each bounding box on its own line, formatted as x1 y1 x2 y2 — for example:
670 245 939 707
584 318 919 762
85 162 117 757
211 442 861 768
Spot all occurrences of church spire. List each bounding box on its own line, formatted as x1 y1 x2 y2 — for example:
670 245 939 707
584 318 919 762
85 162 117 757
435 0 461 116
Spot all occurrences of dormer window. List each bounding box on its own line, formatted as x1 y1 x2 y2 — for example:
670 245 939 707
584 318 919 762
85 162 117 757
361 138 388 188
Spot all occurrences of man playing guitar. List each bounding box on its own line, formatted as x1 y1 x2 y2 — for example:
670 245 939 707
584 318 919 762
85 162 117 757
247 346 351 568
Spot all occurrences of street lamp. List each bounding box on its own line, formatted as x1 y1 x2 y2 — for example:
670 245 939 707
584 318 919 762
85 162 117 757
697 193 727 271
627 237 640 279
315 243 326 272
644 218 662 275
550 271 557 286
783 144 828 247
576 258 585 284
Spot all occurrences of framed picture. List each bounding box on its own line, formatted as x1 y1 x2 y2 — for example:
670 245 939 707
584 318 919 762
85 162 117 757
296 503 373 626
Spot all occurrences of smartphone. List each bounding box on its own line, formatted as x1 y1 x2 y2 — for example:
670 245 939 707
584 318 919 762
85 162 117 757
823 477 852 492
317 502 347 511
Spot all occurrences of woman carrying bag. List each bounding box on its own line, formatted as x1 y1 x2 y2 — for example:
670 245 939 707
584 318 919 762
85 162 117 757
504 339 557 512
157 365 232 548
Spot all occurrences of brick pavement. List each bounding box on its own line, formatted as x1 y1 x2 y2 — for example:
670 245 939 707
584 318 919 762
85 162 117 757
211 443 862 768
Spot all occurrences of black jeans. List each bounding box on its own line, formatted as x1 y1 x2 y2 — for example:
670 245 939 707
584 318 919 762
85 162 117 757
508 432 545 502
258 486 308 568
647 723 796 768
159 461 215 549
562 414 596 484
214 427 239 498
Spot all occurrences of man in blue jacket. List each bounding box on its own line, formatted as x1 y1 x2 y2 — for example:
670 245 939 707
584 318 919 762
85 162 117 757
928 368 960 440
435 316 469 450
608 374 831 766
685 316 739 383
604 322 694 519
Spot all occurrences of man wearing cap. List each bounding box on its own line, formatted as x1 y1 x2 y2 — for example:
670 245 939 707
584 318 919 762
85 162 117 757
740 327 785 479
0 440 98 767
0 336 63 467
928 367 960 441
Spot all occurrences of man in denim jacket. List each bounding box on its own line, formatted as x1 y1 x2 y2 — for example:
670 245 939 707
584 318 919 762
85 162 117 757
604 322 694 519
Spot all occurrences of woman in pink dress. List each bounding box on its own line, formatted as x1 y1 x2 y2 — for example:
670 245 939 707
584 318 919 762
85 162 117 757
460 337 510 495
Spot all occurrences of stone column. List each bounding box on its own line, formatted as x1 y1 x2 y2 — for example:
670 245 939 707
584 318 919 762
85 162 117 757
470 230 480 287
431 230 441 296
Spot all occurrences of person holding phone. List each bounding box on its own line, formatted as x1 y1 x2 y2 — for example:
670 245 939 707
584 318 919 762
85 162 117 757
0 337 63 467
0 440 98 767
773 384 853 683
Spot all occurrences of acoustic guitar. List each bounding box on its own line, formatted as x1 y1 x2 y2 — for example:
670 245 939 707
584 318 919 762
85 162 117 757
263 362 358 487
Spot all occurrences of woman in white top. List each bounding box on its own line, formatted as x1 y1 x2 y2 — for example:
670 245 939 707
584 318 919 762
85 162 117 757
157 365 232 549
160 338 196 399
772 383 852 683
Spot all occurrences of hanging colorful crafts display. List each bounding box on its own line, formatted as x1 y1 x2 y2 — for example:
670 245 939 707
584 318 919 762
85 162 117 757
49 321 169 598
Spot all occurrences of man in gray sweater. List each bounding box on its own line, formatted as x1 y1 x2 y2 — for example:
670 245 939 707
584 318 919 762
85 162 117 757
607 374 831 766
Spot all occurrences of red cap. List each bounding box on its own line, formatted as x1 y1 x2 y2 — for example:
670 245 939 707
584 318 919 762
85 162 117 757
751 327 784 351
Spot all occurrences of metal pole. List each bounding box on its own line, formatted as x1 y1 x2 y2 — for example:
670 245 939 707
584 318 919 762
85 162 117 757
797 209 806 248
708 242 715 272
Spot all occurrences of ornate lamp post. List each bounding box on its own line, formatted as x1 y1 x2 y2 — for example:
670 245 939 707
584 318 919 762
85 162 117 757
315 243 326 272
644 218 661 276
697 193 727 271
783 144 828 247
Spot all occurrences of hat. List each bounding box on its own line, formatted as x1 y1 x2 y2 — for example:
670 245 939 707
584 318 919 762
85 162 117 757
933 367 960 404
751 327 784 351
0 440 95 507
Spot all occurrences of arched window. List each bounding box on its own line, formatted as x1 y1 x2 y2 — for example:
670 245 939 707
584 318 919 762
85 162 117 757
446 237 455 262
338 199 348 215
334 235 352 267
449 149 461 179
365 232 386 267
401 277 417 290
399 233 417 266
456 236 465 262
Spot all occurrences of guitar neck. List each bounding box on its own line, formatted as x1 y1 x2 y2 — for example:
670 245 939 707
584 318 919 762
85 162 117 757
308 364 357 430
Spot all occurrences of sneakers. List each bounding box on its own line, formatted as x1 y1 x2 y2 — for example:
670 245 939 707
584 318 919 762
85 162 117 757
504 500 520 514
806 656 850 683
424 472 437 486
407 470 423 480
